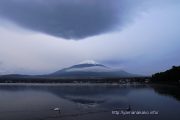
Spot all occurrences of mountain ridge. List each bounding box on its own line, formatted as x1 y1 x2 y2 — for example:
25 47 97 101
48 60 139 78
0 60 140 79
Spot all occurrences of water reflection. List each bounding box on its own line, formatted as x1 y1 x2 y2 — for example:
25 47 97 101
150 84 180 101
0 84 179 120
0 84 133 106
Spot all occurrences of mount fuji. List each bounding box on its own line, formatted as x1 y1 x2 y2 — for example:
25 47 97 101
47 60 138 78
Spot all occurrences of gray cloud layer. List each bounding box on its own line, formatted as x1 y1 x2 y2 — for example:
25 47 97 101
0 0 142 39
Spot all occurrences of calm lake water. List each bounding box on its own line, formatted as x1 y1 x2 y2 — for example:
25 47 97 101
0 83 179 120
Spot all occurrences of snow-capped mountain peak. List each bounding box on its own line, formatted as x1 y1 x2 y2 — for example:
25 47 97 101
78 60 99 65
65 60 108 72
50 60 138 78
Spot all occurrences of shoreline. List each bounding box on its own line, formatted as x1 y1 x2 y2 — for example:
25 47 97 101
0 82 179 87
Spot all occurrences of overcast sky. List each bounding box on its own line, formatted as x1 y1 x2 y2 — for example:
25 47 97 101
0 0 180 75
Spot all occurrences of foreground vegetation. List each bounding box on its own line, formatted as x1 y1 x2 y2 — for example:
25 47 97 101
152 66 180 83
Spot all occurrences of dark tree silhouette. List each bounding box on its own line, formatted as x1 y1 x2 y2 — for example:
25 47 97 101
152 66 180 82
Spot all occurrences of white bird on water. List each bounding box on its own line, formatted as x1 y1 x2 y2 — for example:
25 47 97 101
53 107 61 113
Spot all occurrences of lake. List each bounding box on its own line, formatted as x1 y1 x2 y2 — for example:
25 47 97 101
0 83 179 120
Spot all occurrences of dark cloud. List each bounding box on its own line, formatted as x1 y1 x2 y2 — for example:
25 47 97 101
0 0 143 39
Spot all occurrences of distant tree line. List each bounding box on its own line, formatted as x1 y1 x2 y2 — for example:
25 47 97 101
0 76 150 83
152 66 180 82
